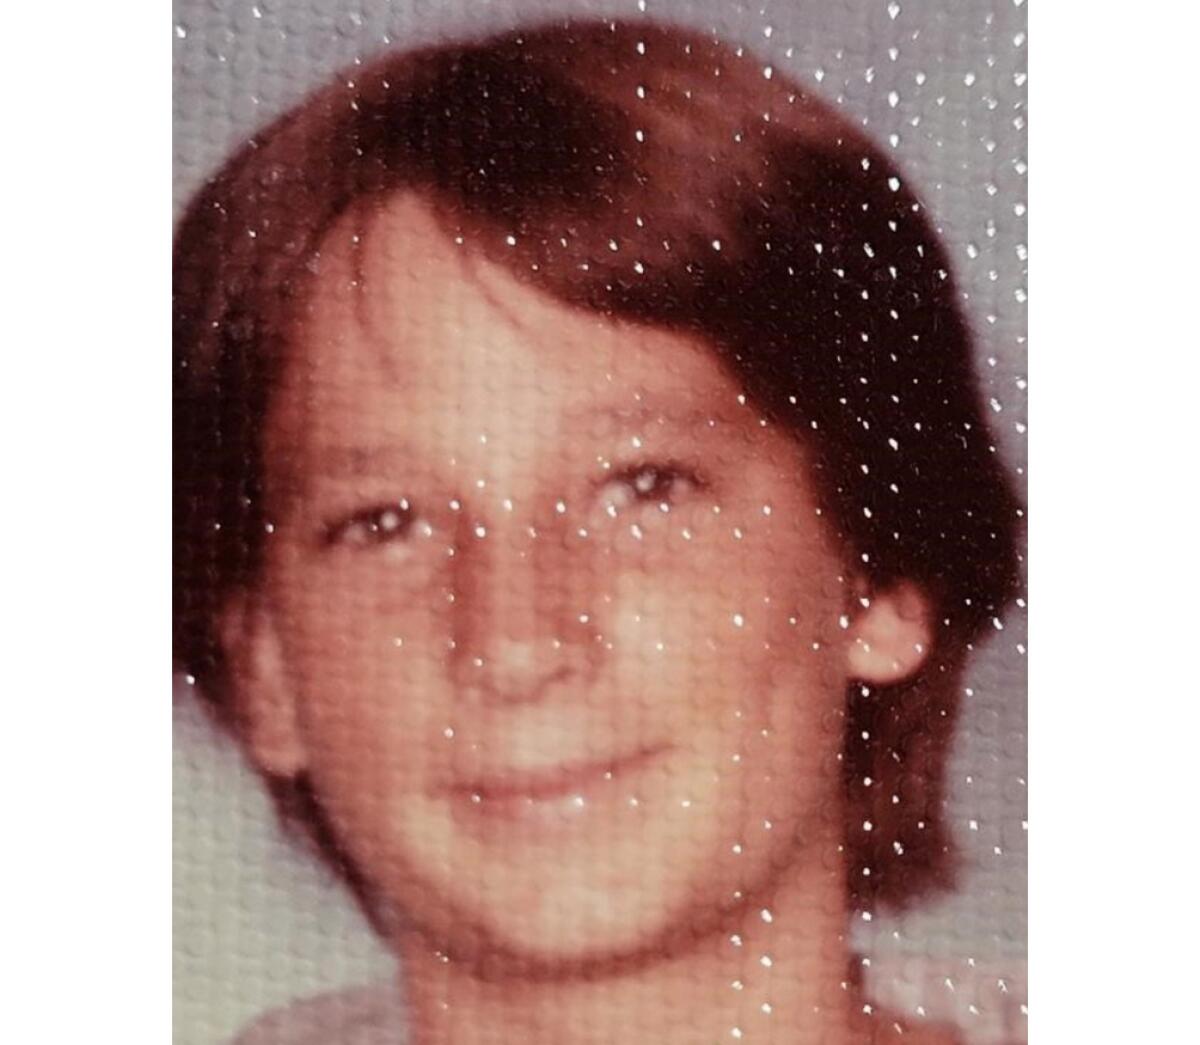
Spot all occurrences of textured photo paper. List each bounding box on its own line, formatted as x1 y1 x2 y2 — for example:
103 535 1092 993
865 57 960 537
174 4 1027 1043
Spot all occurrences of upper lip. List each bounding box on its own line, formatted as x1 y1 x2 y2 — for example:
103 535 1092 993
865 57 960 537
444 746 665 801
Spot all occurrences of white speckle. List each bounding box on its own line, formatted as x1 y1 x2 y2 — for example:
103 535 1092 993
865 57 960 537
888 176 901 191
763 66 773 80
733 613 745 628
887 1 901 19
887 90 900 108
505 234 517 246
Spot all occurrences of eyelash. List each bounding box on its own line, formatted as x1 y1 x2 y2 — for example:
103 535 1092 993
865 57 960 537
322 499 416 548
320 463 705 549
598 462 705 513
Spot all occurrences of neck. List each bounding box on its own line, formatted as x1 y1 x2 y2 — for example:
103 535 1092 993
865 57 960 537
396 855 872 1045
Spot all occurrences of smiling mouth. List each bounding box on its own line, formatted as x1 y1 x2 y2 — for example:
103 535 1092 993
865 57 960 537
442 746 667 828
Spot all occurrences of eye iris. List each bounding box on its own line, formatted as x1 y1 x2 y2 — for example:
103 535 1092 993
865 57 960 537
376 507 405 534
634 469 660 496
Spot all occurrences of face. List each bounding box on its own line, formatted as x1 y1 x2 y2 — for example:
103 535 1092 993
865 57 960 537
237 195 877 971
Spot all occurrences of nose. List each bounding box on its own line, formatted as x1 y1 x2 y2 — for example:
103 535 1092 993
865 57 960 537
448 508 600 706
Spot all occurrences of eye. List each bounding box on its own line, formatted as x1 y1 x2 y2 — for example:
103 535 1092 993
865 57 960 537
322 499 420 548
598 463 703 516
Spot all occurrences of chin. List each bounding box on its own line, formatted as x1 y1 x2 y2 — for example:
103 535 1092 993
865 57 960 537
425 888 720 981
395 836 786 981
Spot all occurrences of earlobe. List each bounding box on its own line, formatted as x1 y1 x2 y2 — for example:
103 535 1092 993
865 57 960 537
844 580 934 685
218 590 307 779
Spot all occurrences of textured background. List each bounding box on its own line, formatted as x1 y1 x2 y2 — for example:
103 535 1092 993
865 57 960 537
173 1 1028 1042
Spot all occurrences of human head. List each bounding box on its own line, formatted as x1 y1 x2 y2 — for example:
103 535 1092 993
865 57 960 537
173 19 1022 932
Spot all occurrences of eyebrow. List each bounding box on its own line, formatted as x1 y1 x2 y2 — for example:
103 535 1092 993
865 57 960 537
266 444 424 497
564 402 753 429
277 406 755 488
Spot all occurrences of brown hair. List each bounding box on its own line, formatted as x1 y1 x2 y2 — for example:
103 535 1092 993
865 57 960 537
174 19 1022 911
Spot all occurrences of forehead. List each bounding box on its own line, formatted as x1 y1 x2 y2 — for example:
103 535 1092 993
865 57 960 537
277 194 753 440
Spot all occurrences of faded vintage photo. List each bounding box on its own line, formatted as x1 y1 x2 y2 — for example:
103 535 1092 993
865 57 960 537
174 4 1027 1044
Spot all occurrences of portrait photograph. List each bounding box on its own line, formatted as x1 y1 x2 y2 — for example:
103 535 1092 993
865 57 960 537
14 2 1200 1043
172 2 1028 1043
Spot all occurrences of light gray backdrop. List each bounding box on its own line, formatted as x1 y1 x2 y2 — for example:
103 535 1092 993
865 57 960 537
173 1 1028 1042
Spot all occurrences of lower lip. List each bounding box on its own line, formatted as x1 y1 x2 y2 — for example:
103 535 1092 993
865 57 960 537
445 750 663 836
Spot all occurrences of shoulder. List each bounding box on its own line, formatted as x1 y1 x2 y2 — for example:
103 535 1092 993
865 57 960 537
231 983 408 1045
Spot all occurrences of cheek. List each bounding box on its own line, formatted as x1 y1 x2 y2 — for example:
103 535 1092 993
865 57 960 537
606 503 845 665
269 555 455 786
606 514 849 769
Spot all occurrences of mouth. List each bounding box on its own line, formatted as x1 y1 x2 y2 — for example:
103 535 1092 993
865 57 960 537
442 746 668 832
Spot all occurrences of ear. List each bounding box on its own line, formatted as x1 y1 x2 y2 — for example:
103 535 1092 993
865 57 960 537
844 579 934 685
217 589 307 779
